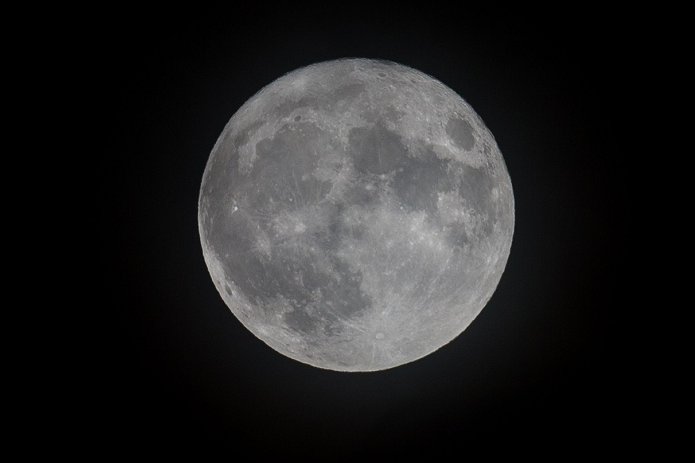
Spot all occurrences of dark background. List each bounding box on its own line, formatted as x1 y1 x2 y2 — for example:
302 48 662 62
106 5 619 456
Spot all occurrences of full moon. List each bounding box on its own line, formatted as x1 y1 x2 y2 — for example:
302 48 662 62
199 58 514 371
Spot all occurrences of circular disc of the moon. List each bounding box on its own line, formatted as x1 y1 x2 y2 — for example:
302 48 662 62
198 59 514 371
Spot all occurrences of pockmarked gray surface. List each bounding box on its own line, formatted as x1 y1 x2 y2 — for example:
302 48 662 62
199 59 514 371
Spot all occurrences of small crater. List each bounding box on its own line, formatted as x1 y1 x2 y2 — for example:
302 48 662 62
375 332 385 340
294 115 302 122
377 72 387 77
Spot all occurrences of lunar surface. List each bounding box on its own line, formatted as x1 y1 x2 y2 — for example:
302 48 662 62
198 58 514 371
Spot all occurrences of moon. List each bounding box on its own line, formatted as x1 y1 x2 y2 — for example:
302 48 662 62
198 58 514 372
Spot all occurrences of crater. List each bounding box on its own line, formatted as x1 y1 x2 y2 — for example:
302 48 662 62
446 117 475 151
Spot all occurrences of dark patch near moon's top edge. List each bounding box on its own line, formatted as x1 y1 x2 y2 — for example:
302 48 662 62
271 82 367 119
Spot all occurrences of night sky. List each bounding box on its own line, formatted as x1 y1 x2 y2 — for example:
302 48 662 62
106 5 619 456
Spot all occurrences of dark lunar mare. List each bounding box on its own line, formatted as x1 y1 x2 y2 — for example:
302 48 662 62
210 121 377 337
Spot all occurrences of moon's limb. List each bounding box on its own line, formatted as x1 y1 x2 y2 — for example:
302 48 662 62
199 59 514 371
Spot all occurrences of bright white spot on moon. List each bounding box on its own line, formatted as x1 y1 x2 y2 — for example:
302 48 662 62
199 58 514 371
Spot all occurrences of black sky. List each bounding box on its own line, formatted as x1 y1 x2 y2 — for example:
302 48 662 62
105 5 620 456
